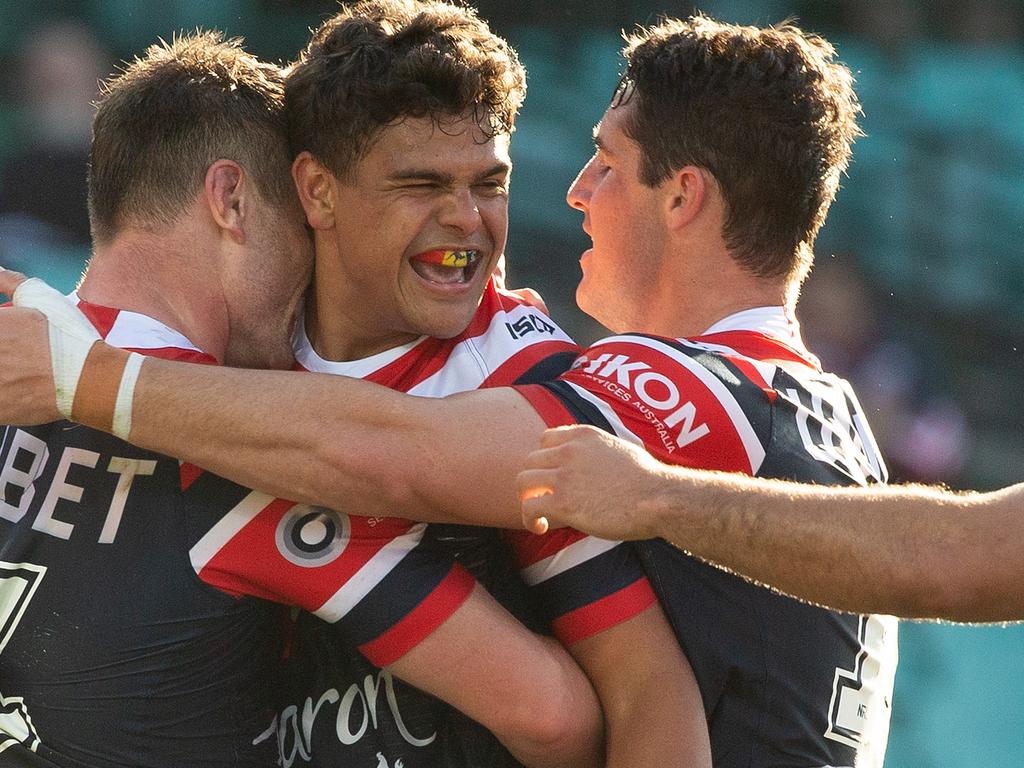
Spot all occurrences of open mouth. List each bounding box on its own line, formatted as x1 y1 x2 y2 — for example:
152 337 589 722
409 249 483 285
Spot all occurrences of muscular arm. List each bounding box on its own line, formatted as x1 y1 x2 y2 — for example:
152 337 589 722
391 583 603 768
569 604 710 768
0 270 541 527
518 425 1024 623
129 358 542 526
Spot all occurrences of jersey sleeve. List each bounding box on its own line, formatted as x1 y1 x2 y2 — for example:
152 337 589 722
515 334 772 473
503 528 656 645
182 472 475 667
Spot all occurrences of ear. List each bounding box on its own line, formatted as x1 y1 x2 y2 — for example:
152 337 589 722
292 151 336 230
205 159 247 245
663 165 708 232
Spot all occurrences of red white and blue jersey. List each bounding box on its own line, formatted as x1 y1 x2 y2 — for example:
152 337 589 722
517 307 899 768
256 280 658 766
0 298 282 768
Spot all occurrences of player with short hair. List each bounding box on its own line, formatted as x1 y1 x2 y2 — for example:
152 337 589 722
234 2 705 764
0 4 711 767
0 31 313 767
0 24 605 768
0 12 897 768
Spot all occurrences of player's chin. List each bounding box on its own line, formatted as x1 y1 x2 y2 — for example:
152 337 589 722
417 303 479 340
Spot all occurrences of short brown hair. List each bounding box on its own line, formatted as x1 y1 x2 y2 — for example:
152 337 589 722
88 31 294 243
285 0 526 180
619 15 862 281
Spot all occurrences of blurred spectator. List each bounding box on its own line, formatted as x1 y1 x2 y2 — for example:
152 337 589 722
0 20 109 247
798 256 969 484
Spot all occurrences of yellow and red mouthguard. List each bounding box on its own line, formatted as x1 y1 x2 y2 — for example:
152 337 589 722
413 249 476 268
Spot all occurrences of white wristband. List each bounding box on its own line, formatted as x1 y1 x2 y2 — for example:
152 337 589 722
12 278 101 419
112 352 145 439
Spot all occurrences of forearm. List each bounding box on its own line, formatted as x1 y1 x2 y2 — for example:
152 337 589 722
129 358 407 514
653 468 1024 621
571 607 711 768
116 356 539 527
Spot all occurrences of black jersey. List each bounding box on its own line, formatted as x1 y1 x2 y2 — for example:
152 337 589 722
0 300 281 767
518 308 898 768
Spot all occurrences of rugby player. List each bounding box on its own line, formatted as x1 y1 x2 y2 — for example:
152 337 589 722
0 12 896 768
517 423 1024 623
236 2 704 765
0 32 313 767
0 4 708 767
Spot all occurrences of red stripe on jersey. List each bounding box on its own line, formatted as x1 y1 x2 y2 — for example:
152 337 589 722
180 462 204 491
363 336 451 387
360 280 519 389
481 339 578 388
562 341 757 473
78 301 120 338
197 501 418 609
514 385 577 428
125 346 217 364
504 527 589 569
695 330 819 370
552 577 658 646
358 564 476 666
723 355 778 403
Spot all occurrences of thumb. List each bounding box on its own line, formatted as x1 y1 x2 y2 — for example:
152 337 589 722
0 268 29 300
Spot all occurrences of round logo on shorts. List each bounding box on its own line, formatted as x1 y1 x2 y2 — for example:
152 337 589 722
275 505 350 568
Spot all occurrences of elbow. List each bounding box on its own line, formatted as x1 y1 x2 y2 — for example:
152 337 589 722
490 672 603 768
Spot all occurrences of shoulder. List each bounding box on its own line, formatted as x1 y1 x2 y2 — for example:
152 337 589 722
459 282 579 387
534 333 774 473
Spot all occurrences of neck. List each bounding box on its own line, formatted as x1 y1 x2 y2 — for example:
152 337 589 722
627 241 792 339
304 239 418 362
77 226 230 361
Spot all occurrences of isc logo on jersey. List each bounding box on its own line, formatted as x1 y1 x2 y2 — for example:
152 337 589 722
276 506 350 568
571 351 710 451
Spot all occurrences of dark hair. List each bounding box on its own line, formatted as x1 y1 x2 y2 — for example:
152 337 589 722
619 14 862 281
88 31 294 243
285 0 526 180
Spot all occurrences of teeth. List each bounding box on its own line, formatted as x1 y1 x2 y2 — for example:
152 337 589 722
414 249 478 267
410 249 479 285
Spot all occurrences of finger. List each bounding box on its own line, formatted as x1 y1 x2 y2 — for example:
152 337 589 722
520 495 550 535
518 483 552 503
509 287 549 315
0 268 29 299
516 467 556 496
538 423 603 449
521 446 565 470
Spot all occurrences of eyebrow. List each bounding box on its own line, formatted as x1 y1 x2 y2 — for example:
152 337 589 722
388 161 511 184
592 129 612 155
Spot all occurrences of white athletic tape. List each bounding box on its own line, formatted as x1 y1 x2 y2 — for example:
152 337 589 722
12 278 101 418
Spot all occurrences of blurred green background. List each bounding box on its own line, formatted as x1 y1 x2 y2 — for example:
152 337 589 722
1 1 1022 765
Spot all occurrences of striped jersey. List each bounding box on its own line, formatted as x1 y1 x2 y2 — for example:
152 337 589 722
0 297 282 768
196 280 658 766
517 306 899 768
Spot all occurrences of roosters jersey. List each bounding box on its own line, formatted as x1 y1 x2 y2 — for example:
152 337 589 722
0 298 281 768
259 281 658 767
517 307 899 768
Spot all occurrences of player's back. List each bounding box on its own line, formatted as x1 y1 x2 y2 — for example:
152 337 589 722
0 300 281 767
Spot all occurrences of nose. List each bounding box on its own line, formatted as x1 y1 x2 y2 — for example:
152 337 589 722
566 156 595 213
439 187 482 235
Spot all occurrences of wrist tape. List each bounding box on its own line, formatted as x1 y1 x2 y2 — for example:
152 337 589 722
13 278 143 438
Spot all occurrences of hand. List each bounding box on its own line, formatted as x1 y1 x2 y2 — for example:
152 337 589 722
490 255 551 314
0 303 61 425
517 425 669 540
